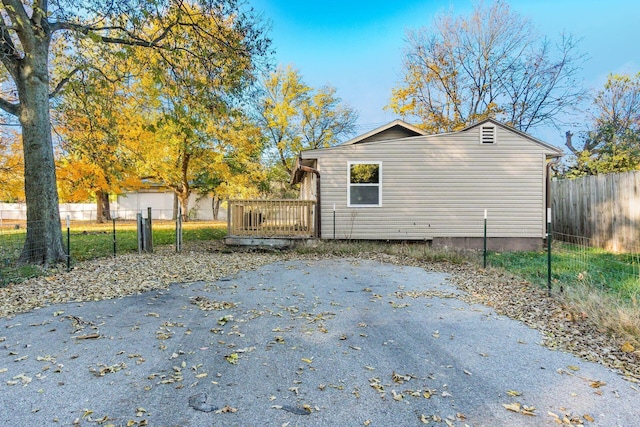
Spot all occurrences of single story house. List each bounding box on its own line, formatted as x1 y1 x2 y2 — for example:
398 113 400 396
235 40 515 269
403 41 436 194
290 118 562 250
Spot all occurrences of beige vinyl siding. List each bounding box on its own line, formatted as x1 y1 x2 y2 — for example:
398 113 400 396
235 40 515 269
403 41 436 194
302 125 552 240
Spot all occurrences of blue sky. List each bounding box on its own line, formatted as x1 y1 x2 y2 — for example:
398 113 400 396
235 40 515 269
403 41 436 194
250 0 639 147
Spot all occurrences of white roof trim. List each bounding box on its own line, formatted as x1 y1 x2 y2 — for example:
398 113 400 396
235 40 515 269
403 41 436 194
342 119 428 145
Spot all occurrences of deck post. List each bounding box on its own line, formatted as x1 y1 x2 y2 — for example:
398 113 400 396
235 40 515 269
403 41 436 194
227 200 231 236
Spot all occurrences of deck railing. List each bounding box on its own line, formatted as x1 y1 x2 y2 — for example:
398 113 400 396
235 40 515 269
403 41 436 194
227 200 316 238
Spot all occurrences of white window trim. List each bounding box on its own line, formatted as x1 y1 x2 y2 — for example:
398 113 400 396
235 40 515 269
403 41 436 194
347 161 382 207
479 124 497 144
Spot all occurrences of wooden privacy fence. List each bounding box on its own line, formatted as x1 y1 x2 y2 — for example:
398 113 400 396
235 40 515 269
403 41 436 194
227 200 316 238
552 171 640 252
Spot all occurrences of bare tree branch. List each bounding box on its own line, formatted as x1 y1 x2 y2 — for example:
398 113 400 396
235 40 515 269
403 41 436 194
0 95 18 116
49 67 79 98
389 0 585 132
0 7 21 77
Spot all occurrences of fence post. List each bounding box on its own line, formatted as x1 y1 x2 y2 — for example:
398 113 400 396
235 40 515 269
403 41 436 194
147 207 153 252
333 203 336 240
137 213 143 254
112 218 116 258
66 215 71 272
547 207 552 296
176 205 183 253
483 209 487 268
143 208 153 253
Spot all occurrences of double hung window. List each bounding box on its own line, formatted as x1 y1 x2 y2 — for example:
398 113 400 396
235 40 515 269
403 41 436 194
348 162 381 207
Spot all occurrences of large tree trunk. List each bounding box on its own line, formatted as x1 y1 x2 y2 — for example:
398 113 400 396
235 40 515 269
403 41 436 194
96 191 111 223
17 39 66 265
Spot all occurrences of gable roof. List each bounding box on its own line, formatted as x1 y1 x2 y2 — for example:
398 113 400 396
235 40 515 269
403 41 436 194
463 118 563 156
342 119 428 145
298 118 563 157
291 118 562 184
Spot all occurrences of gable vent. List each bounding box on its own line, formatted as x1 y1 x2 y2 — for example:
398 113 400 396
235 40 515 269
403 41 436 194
480 125 496 144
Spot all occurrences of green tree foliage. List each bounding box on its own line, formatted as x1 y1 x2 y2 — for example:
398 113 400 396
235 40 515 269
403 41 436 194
564 73 640 177
259 65 358 180
0 0 270 264
387 0 585 133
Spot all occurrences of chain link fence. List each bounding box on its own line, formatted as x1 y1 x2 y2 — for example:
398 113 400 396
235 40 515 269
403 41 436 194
550 232 640 297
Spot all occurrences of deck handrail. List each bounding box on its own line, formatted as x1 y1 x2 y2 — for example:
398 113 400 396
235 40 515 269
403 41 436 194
227 199 316 238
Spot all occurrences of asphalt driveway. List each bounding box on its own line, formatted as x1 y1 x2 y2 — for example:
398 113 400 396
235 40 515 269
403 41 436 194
0 258 637 426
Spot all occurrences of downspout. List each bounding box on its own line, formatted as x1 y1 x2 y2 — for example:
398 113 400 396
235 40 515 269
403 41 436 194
299 165 321 238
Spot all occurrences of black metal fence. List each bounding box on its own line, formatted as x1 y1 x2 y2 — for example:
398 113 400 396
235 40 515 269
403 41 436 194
0 209 220 287
2 208 638 298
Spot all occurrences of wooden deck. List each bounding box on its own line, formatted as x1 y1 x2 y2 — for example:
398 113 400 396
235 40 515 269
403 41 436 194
227 200 316 238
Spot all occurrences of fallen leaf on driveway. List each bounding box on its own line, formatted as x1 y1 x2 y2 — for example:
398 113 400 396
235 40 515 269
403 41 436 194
503 402 521 413
75 333 100 340
215 405 237 414
274 405 311 415
190 296 237 311
504 402 536 416
391 371 412 383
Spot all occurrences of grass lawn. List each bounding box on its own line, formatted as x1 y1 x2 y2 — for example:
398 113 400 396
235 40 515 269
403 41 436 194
488 242 640 301
67 220 227 260
0 221 227 284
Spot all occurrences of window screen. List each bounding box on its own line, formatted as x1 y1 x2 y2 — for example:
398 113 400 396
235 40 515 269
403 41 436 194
348 163 381 206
